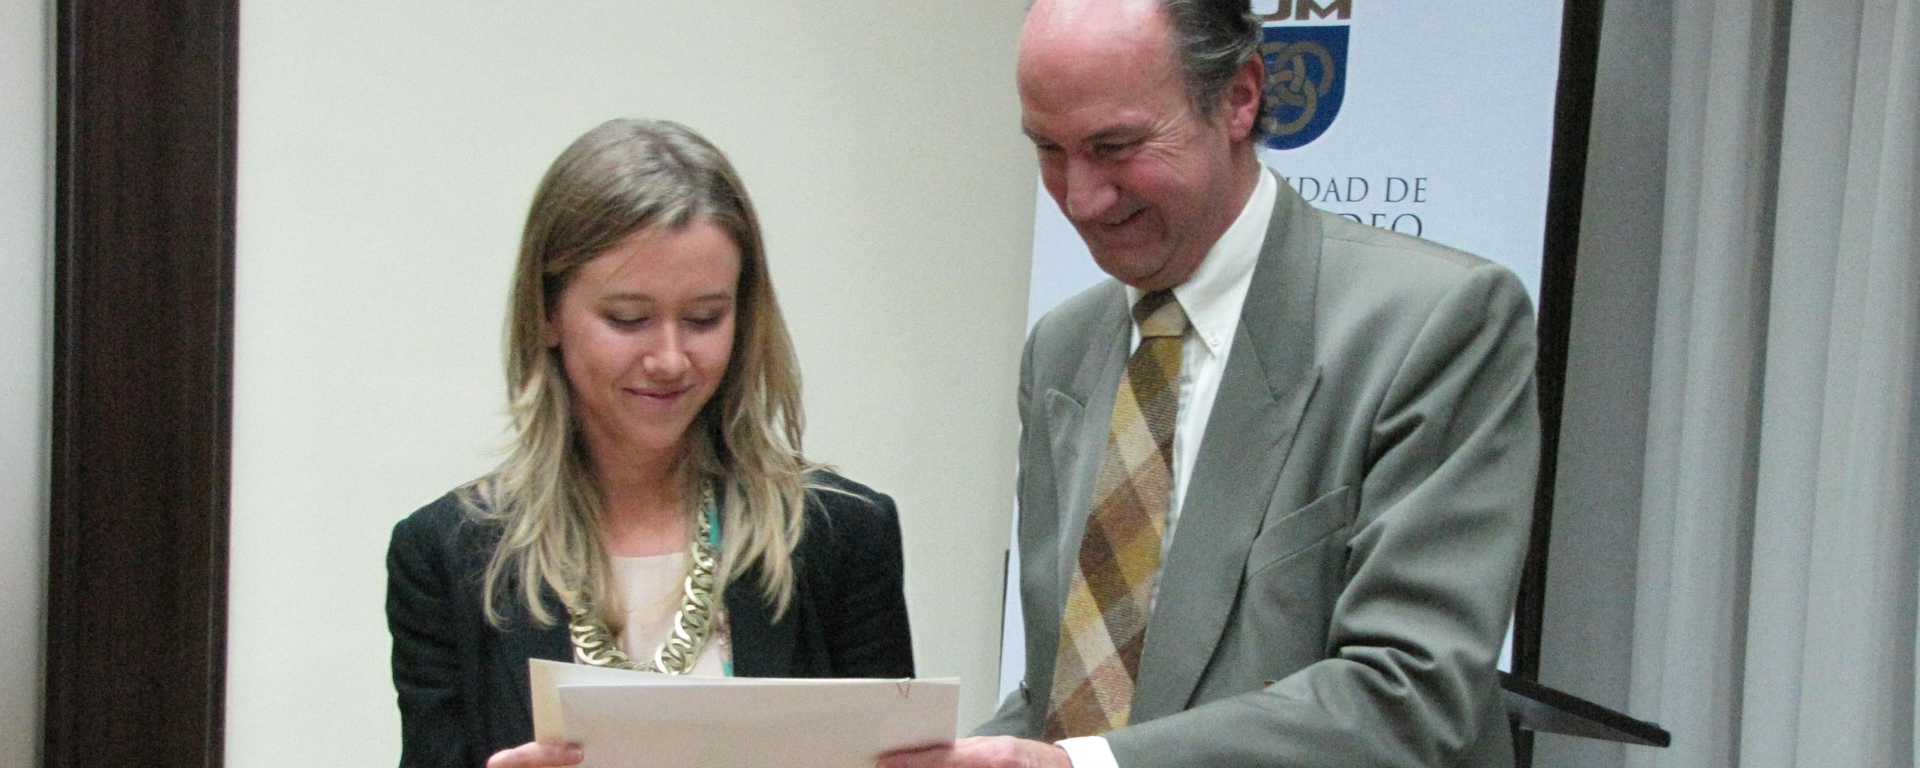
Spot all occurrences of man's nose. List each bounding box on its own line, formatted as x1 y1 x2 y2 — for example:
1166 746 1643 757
1063 156 1118 222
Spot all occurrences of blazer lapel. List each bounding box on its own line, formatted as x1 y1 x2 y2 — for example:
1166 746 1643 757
497 614 572 730
724 577 793 677
716 485 795 678
1132 179 1325 722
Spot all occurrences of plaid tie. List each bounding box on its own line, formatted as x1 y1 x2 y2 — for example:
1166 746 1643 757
1043 290 1187 740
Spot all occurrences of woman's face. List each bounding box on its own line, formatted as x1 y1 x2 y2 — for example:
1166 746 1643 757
545 220 741 468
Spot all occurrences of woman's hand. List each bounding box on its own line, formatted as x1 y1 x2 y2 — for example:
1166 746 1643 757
486 742 584 768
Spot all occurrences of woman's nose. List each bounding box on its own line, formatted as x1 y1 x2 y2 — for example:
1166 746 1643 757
640 327 690 379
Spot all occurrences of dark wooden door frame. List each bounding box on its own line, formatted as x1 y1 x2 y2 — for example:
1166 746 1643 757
44 0 238 766
39 1 1596 766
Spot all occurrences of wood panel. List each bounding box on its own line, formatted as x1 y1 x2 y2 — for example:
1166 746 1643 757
44 0 238 766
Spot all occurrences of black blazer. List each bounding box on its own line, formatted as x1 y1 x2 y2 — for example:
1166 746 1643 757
385 471 914 768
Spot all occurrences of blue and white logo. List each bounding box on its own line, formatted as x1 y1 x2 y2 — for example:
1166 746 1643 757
1259 23 1349 150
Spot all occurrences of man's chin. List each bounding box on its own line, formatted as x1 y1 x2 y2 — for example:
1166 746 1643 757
1089 249 1165 284
1095 257 1189 292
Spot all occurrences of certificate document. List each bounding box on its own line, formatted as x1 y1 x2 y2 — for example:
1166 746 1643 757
529 660 959 768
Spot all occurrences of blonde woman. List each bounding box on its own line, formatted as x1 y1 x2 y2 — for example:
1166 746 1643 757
386 119 913 768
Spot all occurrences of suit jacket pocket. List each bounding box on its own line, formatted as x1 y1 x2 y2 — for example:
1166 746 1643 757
1245 485 1352 577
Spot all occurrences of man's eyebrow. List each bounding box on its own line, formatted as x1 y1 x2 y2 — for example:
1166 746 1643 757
1084 126 1145 144
1019 125 1144 147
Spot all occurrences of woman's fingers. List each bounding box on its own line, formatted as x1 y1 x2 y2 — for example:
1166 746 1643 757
486 742 584 768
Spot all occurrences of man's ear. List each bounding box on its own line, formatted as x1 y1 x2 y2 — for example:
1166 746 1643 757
1222 53 1266 140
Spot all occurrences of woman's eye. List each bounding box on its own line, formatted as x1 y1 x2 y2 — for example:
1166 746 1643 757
608 316 647 328
686 316 723 329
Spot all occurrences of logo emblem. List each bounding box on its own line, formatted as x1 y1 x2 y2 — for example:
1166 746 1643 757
1259 23 1349 150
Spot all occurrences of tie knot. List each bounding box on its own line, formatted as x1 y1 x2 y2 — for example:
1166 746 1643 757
1132 290 1188 339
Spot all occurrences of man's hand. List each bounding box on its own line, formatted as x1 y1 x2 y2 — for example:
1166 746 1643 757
485 742 583 768
877 736 1072 768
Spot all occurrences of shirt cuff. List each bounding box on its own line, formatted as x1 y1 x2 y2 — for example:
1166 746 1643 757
1055 736 1120 768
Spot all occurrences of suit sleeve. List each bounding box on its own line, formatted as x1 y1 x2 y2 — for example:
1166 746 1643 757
824 489 917 678
1105 263 1539 767
974 327 1043 738
387 511 477 768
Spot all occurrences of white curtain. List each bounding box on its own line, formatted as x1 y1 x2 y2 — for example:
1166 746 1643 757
1626 0 1919 766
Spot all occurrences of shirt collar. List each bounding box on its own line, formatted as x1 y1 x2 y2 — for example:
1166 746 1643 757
1126 167 1277 355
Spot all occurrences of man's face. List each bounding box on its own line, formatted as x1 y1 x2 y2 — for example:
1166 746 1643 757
1017 0 1258 291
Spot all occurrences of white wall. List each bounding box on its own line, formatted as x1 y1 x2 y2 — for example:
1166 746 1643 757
0 0 49 765
227 2 1035 765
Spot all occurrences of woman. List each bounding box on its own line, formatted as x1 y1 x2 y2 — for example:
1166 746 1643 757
386 119 913 768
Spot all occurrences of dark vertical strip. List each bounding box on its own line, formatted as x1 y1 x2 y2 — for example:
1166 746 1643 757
45 0 237 766
1512 1 1605 766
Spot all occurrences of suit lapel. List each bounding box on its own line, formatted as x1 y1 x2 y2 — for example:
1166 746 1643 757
1049 286 1130 602
1131 179 1325 722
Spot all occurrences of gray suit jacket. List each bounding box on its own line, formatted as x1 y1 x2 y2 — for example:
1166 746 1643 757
978 176 1537 767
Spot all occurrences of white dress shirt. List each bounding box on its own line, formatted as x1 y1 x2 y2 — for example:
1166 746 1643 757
1055 168 1277 768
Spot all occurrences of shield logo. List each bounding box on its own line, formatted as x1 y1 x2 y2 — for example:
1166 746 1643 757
1259 23 1350 150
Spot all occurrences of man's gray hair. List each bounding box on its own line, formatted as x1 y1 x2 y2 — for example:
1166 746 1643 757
1160 0 1269 140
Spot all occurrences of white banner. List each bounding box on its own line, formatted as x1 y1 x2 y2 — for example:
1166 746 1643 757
1002 0 1563 701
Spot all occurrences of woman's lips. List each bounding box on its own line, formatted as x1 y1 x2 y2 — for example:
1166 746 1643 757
625 386 690 404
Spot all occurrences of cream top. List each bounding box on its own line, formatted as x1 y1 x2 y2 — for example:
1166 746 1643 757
610 551 730 676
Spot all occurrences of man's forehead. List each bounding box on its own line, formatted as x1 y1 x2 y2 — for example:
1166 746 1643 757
1024 0 1164 36
1017 2 1180 100
1019 0 1171 67
1017 31 1184 139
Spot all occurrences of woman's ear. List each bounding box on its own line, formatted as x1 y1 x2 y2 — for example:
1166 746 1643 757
540 314 561 348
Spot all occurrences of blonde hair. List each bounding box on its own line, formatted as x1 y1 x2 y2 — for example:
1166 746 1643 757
467 118 816 629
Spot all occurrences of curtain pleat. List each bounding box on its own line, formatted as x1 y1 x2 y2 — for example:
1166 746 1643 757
1743 2 1863 766
1625 0 1920 765
1629 2 1787 767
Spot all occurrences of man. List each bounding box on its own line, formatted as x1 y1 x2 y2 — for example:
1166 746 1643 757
884 0 1536 765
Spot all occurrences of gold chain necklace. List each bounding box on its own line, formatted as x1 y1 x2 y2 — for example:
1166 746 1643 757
567 483 719 675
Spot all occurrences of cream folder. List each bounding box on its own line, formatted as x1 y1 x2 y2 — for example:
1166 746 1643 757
528 659 959 768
